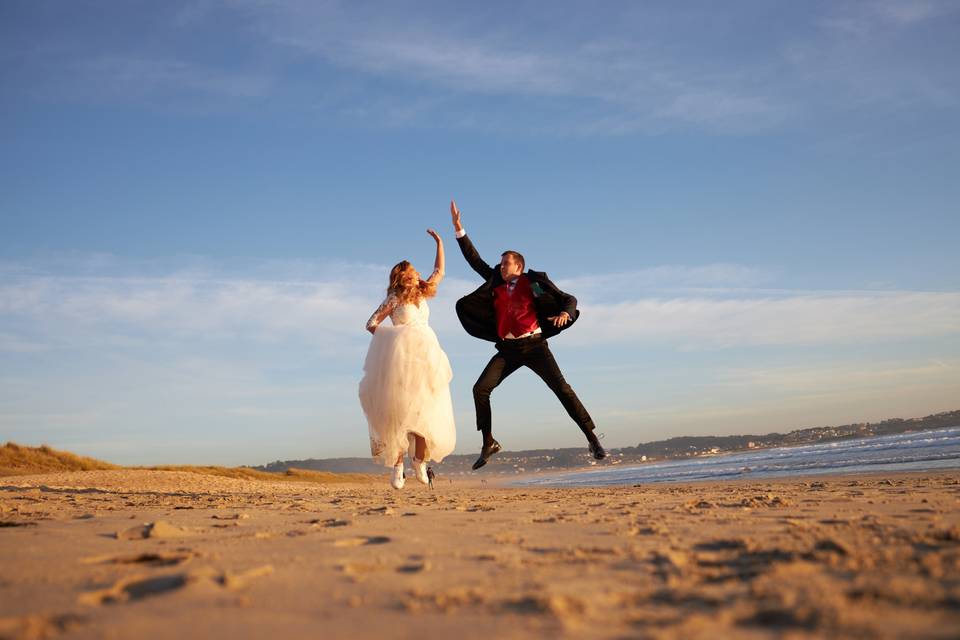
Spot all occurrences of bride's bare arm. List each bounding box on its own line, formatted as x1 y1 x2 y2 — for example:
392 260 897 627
426 228 444 286
365 296 396 334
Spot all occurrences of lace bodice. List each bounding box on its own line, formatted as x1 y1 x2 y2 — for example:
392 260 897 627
366 294 431 331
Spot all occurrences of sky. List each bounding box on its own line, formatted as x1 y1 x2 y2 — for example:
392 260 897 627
1 0 959 466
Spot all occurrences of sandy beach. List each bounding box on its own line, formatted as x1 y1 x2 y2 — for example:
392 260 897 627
1 469 959 639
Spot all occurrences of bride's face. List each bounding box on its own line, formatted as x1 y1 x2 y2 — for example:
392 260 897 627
401 266 420 288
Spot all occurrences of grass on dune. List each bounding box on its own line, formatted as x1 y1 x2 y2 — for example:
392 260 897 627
1 442 377 484
0 442 119 476
144 465 377 484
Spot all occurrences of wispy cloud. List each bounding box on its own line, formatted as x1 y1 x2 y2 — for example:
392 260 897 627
0 259 475 354
3 257 957 355
8 2 956 134
558 264 774 301
245 4 787 133
76 55 272 101
222 0 956 133
568 291 960 349
822 0 951 35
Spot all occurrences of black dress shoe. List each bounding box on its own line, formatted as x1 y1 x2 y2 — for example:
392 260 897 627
588 440 607 461
472 440 502 470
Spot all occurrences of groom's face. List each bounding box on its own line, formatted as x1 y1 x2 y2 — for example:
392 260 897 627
499 254 523 280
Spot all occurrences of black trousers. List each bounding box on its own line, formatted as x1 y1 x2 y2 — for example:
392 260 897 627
472 335 596 437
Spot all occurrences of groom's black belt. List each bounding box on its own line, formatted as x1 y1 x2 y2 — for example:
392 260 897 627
502 327 543 340
495 333 545 349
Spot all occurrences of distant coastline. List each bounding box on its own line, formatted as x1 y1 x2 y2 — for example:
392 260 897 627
256 409 960 477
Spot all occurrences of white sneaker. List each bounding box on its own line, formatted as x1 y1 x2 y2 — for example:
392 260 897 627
412 459 429 485
391 463 405 490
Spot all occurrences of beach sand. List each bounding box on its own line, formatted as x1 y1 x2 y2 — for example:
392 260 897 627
1 469 958 639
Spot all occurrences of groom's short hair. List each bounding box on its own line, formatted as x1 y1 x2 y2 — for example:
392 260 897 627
501 250 525 270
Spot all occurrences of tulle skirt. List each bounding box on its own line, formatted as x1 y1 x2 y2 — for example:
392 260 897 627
359 323 456 467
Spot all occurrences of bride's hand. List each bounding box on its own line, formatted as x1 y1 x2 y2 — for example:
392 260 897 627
427 228 442 243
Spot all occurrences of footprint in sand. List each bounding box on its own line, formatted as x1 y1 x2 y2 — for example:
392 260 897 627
80 551 194 567
79 574 190 605
813 538 850 556
79 565 274 605
396 561 430 573
333 535 391 547
694 538 751 552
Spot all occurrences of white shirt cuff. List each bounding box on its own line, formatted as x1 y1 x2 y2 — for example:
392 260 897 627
455 228 466 239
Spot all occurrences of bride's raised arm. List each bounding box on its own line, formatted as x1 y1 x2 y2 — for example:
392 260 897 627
426 228 444 286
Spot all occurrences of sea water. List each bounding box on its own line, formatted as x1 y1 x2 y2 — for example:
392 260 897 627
514 426 960 487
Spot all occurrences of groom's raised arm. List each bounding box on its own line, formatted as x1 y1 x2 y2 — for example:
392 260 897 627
451 200 494 280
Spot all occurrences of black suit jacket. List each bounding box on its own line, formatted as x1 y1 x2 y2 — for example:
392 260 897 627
455 234 580 343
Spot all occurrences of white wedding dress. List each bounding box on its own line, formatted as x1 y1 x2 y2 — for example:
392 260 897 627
359 294 456 467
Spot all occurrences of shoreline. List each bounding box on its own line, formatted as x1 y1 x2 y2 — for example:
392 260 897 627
506 459 960 488
503 426 960 487
7 465 958 491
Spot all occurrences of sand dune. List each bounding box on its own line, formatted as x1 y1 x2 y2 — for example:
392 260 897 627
1 469 959 639
1 443 376 485
0 443 118 477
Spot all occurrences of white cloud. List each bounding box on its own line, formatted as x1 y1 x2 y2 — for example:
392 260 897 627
566 291 960 349
3 258 957 354
0 260 478 355
558 264 773 301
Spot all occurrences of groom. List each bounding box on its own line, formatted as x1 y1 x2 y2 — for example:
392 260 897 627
450 200 606 470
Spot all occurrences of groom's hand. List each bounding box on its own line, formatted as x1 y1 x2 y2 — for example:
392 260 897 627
451 199 463 233
547 312 570 328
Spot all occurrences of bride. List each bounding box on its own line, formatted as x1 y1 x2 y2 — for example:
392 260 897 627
359 228 456 489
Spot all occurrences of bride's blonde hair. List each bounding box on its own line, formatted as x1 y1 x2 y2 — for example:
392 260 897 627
388 260 437 305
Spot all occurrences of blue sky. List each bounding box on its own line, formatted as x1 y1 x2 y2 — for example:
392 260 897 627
2 1 959 466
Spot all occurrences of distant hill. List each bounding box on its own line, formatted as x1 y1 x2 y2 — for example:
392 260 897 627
256 409 960 477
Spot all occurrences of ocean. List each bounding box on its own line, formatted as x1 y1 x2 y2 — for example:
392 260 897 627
513 426 960 487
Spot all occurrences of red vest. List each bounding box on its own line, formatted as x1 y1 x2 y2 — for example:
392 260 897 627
492 275 540 339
